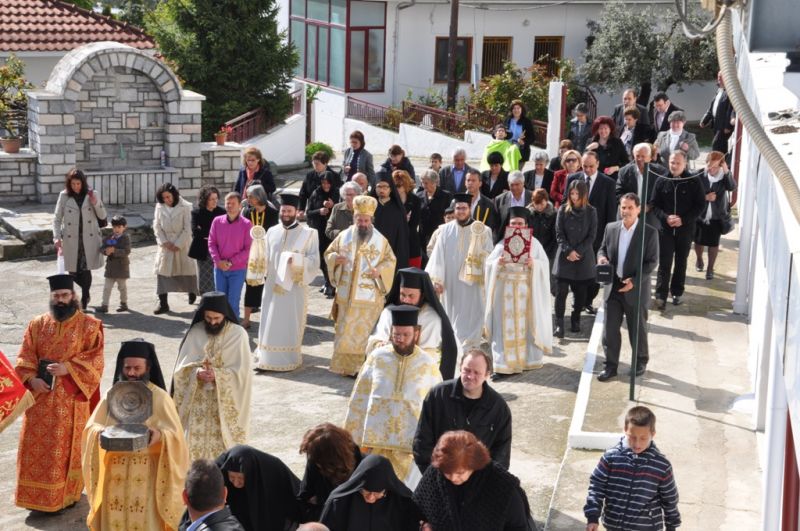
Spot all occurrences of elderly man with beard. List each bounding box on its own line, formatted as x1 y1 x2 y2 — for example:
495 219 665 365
172 292 252 461
325 195 397 376
254 194 320 371
344 305 442 487
14 274 104 513
82 339 189 530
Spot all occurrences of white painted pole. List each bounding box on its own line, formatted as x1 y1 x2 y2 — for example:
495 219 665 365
546 81 564 158
761 334 788 531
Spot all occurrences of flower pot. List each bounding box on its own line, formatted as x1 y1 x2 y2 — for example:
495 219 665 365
1 137 21 154
215 133 227 146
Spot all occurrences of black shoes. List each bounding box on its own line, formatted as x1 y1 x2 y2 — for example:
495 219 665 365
554 318 565 339
654 298 666 310
705 270 714 280
584 305 597 315
570 314 581 333
635 364 647 377
597 368 617 382
154 294 169 314
324 285 335 298
695 261 704 272
188 293 197 304
116 303 129 312
672 296 683 306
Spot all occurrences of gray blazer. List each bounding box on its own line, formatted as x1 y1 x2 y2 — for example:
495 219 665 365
597 220 659 305
654 130 700 163
494 189 533 225
343 147 375 184
439 164 476 194
53 190 107 272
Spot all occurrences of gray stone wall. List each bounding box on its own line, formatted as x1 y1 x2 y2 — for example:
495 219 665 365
0 150 37 203
75 66 166 171
200 143 242 191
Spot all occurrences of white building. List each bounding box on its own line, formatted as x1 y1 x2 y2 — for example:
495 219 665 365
278 0 715 152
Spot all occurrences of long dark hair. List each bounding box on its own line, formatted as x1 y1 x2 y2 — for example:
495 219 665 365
156 182 181 204
64 168 88 197
197 184 221 209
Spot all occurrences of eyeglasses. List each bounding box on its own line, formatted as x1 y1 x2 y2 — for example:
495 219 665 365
375 183 390 189
564 158 579 163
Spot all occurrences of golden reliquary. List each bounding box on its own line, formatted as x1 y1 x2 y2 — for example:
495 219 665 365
100 381 153 451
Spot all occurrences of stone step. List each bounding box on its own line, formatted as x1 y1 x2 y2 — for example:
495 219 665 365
0 225 26 261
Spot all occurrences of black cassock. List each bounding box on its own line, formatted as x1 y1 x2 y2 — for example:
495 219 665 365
320 455 422 531
371 172 410 271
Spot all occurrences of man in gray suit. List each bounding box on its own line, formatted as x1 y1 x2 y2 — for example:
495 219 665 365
611 88 650 132
596 192 659 381
439 147 475 194
494 171 532 238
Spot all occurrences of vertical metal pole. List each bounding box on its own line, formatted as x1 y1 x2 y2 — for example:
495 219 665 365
446 0 460 110
630 164 649 401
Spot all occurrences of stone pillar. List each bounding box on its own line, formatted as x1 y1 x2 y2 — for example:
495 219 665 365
201 143 243 191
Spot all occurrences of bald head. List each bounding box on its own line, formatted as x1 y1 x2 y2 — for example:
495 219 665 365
298 524 330 531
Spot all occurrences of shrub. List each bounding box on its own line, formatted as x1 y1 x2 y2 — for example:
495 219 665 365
305 142 334 162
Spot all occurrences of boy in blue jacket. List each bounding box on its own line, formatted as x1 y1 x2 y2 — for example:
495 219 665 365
584 406 681 530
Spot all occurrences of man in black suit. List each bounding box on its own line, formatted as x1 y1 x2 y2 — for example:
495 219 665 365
439 147 475 194
700 71 736 155
417 169 453 266
616 143 664 230
523 150 555 192
611 88 650 132
494 171 532 239
466 169 500 238
180 459 245 531
566 151 618 313
596 193 659 381
650 92 682 134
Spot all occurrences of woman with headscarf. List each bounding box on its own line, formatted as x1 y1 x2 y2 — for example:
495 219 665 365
414 431 534 531
320 454 423 531
215 445 302 531
297 423 363 522
240 184 279 328
370 172 410 270
306 173 341 298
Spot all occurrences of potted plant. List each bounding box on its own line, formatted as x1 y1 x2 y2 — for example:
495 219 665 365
0 55 32 154
215 125 233 146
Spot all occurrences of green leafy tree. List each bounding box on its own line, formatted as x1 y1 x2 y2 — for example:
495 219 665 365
120 0 158 27
146 0 298 139
0 55 34 139
582 0 717 104
469 59 576 123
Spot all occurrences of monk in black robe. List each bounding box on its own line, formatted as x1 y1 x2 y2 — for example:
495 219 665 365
320 454 422 531
370 171 410 270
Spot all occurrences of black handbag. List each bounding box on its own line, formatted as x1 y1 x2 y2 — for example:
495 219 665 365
596 263 614 284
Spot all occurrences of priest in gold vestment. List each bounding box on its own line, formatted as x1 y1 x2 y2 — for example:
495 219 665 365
324 195 396 376
344 305 442 487
15 274 104 512
82 339 188 531
172 292 252 460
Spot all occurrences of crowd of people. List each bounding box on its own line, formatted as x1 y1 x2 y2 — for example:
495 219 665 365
0 80 741 530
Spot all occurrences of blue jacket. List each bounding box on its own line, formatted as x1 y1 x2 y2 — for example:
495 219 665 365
584 437 681 531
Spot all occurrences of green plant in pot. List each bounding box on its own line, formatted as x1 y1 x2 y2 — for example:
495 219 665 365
0 55 33 154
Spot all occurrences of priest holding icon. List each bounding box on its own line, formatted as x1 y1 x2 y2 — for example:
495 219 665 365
254 193 320 371
484 207 552 375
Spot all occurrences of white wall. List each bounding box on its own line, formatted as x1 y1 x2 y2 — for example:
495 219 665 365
249 114 306 166
1 53 62 89
311 88 348 154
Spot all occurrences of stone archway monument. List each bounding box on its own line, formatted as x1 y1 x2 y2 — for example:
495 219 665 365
26 41 205 204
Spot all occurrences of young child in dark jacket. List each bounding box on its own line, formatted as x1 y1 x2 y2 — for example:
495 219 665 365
97 215 131 313
584 406 681 531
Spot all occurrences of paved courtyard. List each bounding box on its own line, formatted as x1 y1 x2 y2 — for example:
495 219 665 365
0 242 588 530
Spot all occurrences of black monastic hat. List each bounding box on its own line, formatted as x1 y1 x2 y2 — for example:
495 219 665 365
388 304 419 327
279 194 300 208
113 338 167 390
452 193 472 205
398 267 425 290
508 206 531 221
48 274 74 291
189 291 239 328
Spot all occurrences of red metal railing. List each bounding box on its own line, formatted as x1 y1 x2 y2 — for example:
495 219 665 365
401 100 469 137
346 96 394 128
225 89 303 143
531 119 548 147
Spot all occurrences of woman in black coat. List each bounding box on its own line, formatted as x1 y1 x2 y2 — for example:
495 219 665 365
300 151 342 214
504 99 536 169
414 430 534 531
585 116 629 181
234 146 276 197
306 174 341 297
553 180 597 338
417 169 453 267
393 169 423 268
189 184 226 294
693 151 737 280
379 144 416 186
